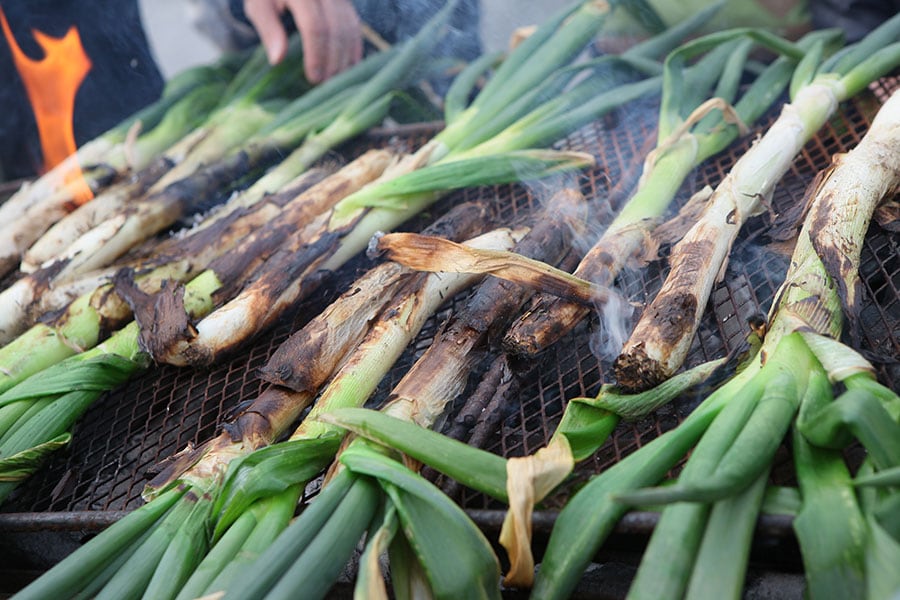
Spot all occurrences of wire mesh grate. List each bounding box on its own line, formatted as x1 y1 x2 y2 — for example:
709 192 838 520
2 79 898 537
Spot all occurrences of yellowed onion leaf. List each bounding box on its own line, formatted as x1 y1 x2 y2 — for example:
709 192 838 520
355 510 396 600
798 330 874 382
499 436 574 587
376 232 609 306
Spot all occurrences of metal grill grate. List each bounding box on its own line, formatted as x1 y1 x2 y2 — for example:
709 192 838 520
2 79 898 538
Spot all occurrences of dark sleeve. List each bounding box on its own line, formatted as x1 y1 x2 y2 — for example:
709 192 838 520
74 0 165 144
229 0 248 23
810 0 900 42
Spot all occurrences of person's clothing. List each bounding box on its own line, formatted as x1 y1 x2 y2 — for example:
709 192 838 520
811 0 900 41
189 0 258 52
0 0 163 180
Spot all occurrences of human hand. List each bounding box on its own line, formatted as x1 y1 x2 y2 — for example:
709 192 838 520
243 0 362 83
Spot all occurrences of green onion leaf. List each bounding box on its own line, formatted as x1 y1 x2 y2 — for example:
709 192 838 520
322 409 508 501
341 443 501 599
334 150 593 215
0 433 70 481
212 435 342 538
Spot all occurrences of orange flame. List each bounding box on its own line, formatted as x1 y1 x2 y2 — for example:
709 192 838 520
0 7 94 204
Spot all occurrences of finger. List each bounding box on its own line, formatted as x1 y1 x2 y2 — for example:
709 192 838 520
320 0 362 78
286 0 329 83
244 0 289 64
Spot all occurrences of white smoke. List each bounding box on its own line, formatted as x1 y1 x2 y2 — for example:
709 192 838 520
589 282 633 362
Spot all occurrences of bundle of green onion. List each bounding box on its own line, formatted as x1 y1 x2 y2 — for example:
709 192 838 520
614 12 900 391
12 2 899 598
605 85 900 600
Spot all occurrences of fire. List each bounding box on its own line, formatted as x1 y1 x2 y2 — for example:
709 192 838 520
0 7 94 204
